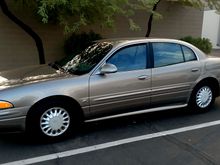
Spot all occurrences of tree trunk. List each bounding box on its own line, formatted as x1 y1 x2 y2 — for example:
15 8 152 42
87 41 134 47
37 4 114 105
145 0 161 37
0 0 45 64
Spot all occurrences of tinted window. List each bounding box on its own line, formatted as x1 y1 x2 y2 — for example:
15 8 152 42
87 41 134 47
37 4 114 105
152 43 184 67
182 46 197 61
107 45 147 72
62 42 113 75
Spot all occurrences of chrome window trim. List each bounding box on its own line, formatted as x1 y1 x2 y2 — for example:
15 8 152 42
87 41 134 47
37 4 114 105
90 41 149 76
89 39 203 76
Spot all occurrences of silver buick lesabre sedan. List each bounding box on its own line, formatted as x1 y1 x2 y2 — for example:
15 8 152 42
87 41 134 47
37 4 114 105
0 38 220 139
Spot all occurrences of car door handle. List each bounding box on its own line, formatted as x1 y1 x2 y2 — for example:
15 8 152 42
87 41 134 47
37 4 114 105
138 75 150 80
191 68 199 72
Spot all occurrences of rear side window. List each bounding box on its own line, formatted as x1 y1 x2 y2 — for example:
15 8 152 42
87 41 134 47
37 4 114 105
152 43 184 68
181 45 197 61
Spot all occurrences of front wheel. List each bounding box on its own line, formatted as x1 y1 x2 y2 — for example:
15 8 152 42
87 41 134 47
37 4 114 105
27 101 74 140
189 84 215 112
40 107 71 137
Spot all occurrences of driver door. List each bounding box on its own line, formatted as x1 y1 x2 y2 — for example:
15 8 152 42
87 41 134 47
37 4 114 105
89 44 151 118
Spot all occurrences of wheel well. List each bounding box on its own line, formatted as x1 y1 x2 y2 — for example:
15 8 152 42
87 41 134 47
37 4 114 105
27 95 84 124
195 77 220 97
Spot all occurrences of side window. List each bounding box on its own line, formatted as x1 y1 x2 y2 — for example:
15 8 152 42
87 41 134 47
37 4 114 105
152 43 184 68
107 44 147 72
182 45 197 62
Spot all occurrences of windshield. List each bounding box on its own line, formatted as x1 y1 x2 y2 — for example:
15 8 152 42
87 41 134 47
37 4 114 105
61 42 113 75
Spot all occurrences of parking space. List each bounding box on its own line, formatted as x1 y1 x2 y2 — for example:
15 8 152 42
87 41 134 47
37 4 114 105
47 126 220 165
1 98 220 165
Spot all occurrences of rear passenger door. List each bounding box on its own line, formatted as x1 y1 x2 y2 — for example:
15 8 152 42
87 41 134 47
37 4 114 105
151 42 201 107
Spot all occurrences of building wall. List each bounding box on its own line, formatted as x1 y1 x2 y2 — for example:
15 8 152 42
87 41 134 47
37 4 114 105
151 1 204 38
0 8 38 70
92 1 204 39
0 1 204 71
0 1 66 71
202 10 220 49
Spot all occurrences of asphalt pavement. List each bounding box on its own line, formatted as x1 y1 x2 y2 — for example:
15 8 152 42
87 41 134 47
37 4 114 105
1 98 220 164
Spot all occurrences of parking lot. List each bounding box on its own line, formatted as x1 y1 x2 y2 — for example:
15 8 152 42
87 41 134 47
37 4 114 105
1 98 220 165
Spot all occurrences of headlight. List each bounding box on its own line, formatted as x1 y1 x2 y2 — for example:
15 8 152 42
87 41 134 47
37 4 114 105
0 101 14 109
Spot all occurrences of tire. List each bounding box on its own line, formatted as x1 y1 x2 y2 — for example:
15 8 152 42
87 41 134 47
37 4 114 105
26 100 74 140
189 84 215 112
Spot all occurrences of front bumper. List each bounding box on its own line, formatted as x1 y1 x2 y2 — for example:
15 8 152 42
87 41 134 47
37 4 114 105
0 106 30 131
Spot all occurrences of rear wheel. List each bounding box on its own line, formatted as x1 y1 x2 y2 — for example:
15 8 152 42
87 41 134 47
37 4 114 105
189 84 215 112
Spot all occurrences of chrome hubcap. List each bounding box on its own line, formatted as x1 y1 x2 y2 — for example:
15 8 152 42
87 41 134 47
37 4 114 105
196 86 212 108
40 107 70 137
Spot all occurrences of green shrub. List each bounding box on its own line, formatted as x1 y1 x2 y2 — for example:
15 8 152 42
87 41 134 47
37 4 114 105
180 36 212 54
58 31 102 66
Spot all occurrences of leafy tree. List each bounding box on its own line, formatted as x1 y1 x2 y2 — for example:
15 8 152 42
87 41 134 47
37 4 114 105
14 0 139 33
14 0 220 36
9 0 220 65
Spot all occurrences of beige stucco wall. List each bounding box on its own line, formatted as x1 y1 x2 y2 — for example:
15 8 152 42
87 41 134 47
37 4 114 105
0 1 66 71
0 8 38 70
0 1 204 71
93 1 204 38
151 1 204 38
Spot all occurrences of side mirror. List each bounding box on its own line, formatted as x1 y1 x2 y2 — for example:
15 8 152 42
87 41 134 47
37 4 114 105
100 63 117 75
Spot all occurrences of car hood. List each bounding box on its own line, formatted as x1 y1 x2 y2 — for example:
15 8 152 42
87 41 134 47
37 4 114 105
0 65 69 88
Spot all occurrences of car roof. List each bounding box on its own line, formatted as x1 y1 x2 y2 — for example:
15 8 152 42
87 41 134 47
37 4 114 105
98 37 190 47
97 37 207 59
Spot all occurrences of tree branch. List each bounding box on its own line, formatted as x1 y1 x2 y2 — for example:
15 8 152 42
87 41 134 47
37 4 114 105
0 0 45 64
145 0 161 37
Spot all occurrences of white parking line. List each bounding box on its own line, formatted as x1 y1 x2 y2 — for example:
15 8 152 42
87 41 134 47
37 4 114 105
2 119 220 165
